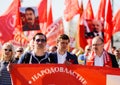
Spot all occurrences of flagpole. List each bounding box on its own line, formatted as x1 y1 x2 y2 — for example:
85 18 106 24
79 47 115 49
111 0 114 47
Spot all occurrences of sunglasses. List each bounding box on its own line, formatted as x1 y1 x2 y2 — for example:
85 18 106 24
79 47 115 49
17 50 23 52
92 43 103 46
35 39 46 43
4 49 12 52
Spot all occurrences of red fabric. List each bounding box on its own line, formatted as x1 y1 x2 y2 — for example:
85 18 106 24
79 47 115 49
95 0 106 21
0 0 20 44
46 18 64 46
46 0 53 27
64 0 80 21
10 64 120 85
104 0 113 44
80 0 94 21
77 25 87 49
37 0 47 34
80 0 94 31
112 9 120 34
79 0 84 16
38 0 47 23
86 50 112 67
78 0 94 49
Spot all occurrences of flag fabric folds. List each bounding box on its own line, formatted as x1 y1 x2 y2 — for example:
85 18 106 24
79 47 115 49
104 0 113 45
46 17 64 46
112 9 120 35
46 0 53 27
64 0 80 21
0 0 20 44
78 0 94 49
95 0 106 21
37 0 47 34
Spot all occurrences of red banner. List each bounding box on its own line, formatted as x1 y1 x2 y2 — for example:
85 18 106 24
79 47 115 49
10 64 120 85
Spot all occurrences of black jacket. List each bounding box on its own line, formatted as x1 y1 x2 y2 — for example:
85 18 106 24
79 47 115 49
49 52 78 64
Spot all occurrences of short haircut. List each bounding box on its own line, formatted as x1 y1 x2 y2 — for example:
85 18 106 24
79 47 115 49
25 7 35 14
93 36 104 43
57 34 70 43
33 33 47 42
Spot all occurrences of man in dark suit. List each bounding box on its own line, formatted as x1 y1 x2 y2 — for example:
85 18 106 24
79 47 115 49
86 36 118 68
22 7 40 31
49 34 78 64
85 20 104 39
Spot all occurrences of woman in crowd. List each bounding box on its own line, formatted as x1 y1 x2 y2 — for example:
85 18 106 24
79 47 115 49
0 42 14 85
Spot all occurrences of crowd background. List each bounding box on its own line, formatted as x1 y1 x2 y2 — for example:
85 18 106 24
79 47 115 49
0 0 120 84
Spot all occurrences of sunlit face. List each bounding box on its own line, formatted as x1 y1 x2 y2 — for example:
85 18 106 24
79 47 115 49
25 10 35 24
92 38 104 55
2 45 13 60
85 45 91 54
57 39 69 51
34 35 46 50
92 20 103 32
15 48 23 58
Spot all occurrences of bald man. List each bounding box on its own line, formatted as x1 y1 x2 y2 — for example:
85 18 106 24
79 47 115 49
85 20 104 39
86 36 118 68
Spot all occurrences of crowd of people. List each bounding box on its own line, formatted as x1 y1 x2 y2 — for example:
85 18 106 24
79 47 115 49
0 20 120 84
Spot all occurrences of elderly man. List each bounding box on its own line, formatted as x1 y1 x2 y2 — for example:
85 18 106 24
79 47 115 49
85 19 104 39
86 36 118 68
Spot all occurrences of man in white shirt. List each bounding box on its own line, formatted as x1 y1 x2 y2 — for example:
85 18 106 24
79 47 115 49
86 36 118 68
49 34 78 64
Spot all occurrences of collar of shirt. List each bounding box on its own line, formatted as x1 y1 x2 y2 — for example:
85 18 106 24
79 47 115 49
57 51 67 64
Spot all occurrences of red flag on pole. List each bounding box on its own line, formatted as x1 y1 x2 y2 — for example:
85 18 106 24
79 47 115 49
81 0 94 21
37 0 47 34
104 0 113 50
46 0 53 27
64 0 80 21
0 0 20 44
112 9 120 34
78 0 94 49
95 0 106 21
46 17 64 46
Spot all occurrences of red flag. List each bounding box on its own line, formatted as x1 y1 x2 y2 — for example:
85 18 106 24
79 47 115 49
96 0 106 21
80 0 94 31
112 9 120 34
38 0 47 23
104 0 113 43
37 0 47 34
104 0 113 50
79 0 84 17
81 0 94 21
64 0 80 21
78 0 94 49
77 25 87 49
0 0 20 44
46 0 53 27
46 17 64 46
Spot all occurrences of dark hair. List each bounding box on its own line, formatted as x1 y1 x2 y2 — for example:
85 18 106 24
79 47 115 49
33 33 47 42
25 7 35 14
57 34 70 43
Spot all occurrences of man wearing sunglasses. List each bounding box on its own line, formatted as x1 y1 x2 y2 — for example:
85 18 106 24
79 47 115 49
18 33 50 64
13 47 24 63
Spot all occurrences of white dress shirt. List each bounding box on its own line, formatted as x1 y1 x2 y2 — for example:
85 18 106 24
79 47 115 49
94 54 104 66
57 51 67 64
